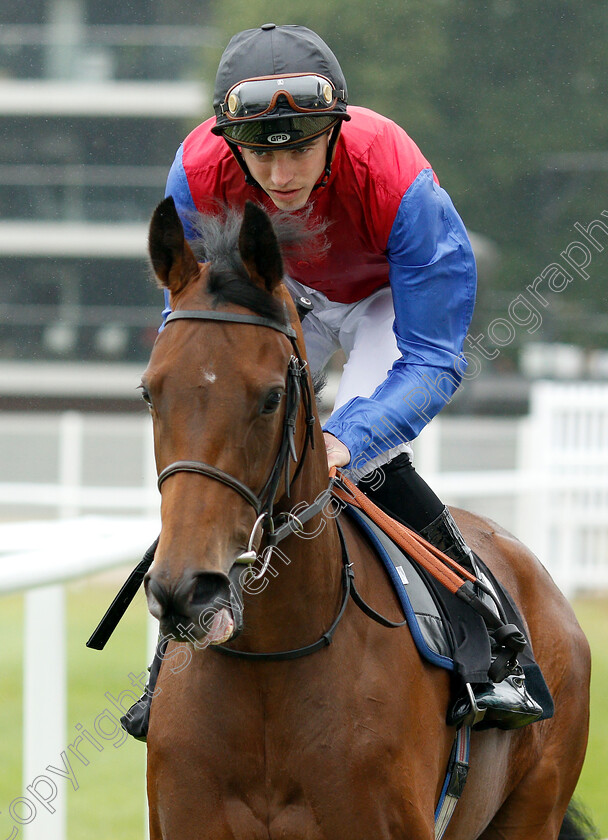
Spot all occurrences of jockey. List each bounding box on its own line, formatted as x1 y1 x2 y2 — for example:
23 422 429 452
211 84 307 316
156 23 542 732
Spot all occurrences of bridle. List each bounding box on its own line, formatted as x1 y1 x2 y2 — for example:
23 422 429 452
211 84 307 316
156 309 417 663
157 309 333 560
87 306 412 660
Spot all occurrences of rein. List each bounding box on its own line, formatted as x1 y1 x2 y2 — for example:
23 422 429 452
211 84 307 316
216 519 354 661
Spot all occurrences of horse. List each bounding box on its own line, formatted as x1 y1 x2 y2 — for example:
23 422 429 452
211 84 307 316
141 196 592 840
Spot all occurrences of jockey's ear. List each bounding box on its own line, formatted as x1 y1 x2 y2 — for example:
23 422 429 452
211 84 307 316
238 201 284 293
148 196 199 294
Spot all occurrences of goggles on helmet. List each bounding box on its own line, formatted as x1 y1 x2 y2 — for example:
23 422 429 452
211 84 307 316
220 73 345 122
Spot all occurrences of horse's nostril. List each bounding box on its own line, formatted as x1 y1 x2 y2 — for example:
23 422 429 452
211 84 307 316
144 570 232 634
145 574 170 621
191 572 231 608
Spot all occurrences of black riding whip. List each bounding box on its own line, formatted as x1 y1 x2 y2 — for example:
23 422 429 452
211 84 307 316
86 536 159 650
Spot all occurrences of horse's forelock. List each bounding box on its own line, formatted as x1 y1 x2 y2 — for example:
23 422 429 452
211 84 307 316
184 204 328 323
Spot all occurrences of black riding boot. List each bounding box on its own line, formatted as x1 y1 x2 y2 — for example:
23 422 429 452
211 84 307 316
420 505 502 617
359 455 542 731
420 507 542 730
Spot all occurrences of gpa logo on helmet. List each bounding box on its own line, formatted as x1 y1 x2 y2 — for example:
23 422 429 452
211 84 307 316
267 133 291 144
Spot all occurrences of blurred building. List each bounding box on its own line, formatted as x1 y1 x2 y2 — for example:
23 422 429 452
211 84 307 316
0 0 215 380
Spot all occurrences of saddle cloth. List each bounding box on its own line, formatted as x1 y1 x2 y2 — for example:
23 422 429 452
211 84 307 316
343 503 555 721
343 504 456 670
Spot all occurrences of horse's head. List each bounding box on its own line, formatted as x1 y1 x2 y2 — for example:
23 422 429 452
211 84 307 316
142 197 319 646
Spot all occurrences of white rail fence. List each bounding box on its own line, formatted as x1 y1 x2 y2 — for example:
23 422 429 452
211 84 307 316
415 381 608 595
0 381 607 839
0 413 160 840
1 517 159 840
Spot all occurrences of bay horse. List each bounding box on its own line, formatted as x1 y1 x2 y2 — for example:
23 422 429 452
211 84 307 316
142 196 592 840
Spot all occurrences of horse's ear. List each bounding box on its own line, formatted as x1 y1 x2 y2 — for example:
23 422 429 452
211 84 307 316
148 196 199 294
238 201 284 292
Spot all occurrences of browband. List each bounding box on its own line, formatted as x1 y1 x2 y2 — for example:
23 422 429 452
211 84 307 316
164 309 297 339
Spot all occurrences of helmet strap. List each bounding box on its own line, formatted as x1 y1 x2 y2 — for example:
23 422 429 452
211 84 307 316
225 140 261 188
312 123 342 191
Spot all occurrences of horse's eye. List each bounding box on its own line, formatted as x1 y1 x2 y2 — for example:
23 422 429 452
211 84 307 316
262 390 283 414
138 385 153 409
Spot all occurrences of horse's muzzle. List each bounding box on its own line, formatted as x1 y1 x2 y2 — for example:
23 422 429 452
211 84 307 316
144 569 242 645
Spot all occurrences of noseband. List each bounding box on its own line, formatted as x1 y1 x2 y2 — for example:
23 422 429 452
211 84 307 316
157 309 327 553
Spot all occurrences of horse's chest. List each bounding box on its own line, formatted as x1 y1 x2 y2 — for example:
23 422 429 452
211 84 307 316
153 702 415 838
149 625 437 838
219 715 416 839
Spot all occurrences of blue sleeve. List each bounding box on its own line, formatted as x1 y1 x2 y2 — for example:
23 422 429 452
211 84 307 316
165 143 199 239
160 144 200 328
323 169 477 473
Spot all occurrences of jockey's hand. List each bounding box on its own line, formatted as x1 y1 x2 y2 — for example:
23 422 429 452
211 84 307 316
323 432 350 470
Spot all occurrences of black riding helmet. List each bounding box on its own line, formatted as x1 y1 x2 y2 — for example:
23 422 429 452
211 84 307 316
212 24 350 188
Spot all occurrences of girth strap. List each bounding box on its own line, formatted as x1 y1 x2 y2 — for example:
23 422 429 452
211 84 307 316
434 725 471 839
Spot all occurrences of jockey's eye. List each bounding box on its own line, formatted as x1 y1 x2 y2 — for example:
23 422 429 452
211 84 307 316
261 389 284 415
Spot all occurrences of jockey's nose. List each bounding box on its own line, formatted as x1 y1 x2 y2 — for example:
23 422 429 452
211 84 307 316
269 155 295 188
145 569 232 636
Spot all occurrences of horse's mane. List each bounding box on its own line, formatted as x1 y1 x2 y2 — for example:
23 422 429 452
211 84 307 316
185 204 329 324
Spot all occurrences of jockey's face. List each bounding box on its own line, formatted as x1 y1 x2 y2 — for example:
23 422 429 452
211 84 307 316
241 133 329 211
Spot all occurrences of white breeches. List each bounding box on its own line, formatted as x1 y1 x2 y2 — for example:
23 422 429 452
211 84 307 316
285 277 413 470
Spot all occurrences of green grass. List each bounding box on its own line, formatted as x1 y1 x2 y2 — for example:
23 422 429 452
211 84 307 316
65 579 149 840
0 585 606 838
573 597 608 836
0 579 149 840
